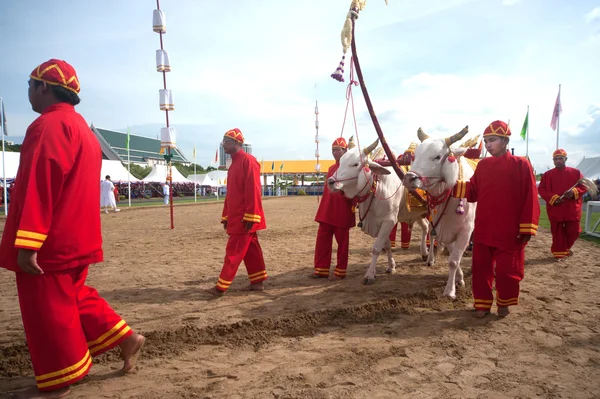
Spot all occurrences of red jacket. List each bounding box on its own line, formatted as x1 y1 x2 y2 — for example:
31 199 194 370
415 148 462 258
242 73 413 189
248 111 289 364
315 163 356 229
538 167 586 222
453 152 540 250
221 150 266 234
0 103 104 272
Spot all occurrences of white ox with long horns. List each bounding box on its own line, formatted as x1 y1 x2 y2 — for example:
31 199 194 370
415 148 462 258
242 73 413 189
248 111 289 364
328 137 428 284
403 126 477 299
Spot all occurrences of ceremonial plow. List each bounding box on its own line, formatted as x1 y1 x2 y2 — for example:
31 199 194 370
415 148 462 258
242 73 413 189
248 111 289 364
330 1 480 297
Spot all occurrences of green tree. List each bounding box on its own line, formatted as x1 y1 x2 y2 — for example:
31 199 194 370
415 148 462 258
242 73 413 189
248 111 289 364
173 162 205 177
125 163 152 179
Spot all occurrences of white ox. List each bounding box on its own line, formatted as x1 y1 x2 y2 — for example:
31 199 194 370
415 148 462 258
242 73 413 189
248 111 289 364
328 138 428 284
403 127 477 299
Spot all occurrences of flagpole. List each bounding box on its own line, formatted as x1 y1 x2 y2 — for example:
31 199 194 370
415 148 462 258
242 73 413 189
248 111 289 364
556 84 561 150
127 127 131 208
0 97 7 216
194 141 197 203
526 105 529 158
314 100 320 203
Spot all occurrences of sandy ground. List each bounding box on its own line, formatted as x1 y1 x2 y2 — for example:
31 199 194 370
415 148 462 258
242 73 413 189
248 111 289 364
1 196 599 399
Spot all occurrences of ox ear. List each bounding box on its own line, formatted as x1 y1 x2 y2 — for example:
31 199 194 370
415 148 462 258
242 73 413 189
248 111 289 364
451 146 468 157
367 161 391 175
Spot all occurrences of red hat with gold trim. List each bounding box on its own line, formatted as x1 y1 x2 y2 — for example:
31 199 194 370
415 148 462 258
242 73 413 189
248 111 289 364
30 59 80 94
332 137 348 149
553 149 567 158
482 120 511 138
224 128 244 144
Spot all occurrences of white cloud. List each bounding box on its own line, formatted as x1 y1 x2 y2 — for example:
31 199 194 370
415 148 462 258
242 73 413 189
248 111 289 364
584 7 600 25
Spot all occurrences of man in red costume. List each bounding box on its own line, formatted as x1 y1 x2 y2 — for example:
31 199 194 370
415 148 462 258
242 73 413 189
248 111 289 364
210 128 267 294
538 149 587 261
452 120 540 318
389 143 432 250
0 59 144 398
313 137 356 280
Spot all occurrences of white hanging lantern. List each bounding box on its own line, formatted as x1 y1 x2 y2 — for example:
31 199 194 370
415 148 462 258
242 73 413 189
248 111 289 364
315 149 319 157
315 134 319 143
160 127 176 148
315 120 319 129
156 49 171 72
315 163 321 172
159 89 174 111
153 10 166 33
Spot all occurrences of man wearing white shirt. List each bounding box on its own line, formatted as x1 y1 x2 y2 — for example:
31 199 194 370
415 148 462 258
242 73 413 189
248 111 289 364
100 175 120 213
162 182 170 205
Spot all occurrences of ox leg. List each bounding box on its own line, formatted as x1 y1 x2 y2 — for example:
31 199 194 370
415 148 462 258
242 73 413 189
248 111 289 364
417 218 429 261
426 230 436 267
443 234 469 300
364 220 395 285
385 237 396 274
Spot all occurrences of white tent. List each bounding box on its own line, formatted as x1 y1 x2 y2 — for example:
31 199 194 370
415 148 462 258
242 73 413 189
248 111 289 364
143 164 193 183
206 170 229 184
0 151 21 180
101 160 140 182
575 157 600 180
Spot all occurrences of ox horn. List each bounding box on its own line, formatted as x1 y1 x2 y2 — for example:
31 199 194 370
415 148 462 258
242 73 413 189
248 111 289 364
362 138 379 156
444 125 469 146
417 127 429 142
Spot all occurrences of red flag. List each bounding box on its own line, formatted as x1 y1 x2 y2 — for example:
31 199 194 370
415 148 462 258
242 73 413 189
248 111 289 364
550 89 562 131
214 148 218 163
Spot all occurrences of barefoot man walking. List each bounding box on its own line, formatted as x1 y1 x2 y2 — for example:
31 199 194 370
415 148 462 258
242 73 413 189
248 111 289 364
0 59 144 398
210 128 268 294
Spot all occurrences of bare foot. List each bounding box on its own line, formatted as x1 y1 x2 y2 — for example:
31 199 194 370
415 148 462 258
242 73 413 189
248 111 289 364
14 386 71 399
497 306 510 318
206 287 225 296
119 333 145 373
242 282 265 291
311 274 328 279
472 310 490 318
328 275 344 281
568 249 574 256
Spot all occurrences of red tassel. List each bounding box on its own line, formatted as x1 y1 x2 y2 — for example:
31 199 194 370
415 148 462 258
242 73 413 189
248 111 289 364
447 155 456 163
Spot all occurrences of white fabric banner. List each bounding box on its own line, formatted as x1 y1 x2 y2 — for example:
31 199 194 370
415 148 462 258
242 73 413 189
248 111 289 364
156 49 171 72
159 89 174 111
153 9 166 33
160 127 176 148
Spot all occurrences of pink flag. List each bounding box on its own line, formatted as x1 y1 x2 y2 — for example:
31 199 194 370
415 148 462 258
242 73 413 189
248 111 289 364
214 148 218 163
550 89 562 131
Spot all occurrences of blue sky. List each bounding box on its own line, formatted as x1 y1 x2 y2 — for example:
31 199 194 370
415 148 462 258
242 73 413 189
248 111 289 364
0 0 598 172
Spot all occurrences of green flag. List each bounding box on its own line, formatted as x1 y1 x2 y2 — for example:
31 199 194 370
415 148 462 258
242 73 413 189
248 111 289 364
126 127 130 151
520 109 528 140
279 162 284 172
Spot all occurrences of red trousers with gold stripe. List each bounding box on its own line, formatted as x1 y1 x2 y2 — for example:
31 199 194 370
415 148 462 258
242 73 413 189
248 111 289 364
16 265 133 391
550 221 580 259
389 223 411 249
314 222 350 278
471 243 525 311
216 232 267 292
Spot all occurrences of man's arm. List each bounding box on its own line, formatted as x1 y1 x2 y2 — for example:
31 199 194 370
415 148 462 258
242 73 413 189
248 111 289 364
452 171 478 202
16 124 74 274
537 171 562 205
242 159 263 230
517 159 540 243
